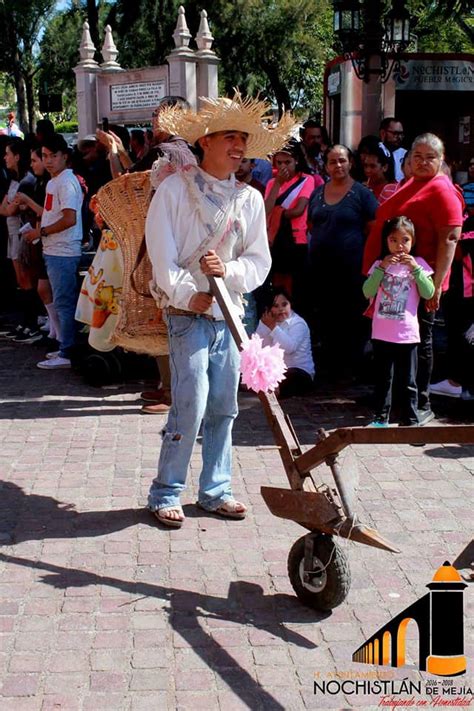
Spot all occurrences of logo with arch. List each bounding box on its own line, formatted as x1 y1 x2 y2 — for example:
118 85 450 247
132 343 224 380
353 562 468 677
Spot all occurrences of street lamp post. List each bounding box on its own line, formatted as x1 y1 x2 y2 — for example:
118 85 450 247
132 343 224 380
332 0 411 134
333 0 411 82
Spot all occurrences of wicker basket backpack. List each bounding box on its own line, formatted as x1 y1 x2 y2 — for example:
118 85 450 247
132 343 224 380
96 171 168 356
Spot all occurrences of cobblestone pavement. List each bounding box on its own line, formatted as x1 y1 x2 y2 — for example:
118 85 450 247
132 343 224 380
0 338 472 710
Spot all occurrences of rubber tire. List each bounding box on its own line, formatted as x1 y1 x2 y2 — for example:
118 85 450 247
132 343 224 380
287 533 351 611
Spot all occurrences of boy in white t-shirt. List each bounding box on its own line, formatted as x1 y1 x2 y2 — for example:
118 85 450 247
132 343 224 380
22 134 84 369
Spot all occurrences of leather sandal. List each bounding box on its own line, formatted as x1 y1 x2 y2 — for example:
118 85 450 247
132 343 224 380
196 499 247 520
153 505 185 528
141 402 171 415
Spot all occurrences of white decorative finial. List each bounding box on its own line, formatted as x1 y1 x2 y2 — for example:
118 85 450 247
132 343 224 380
100 25 123 72
78 21 99 68
196 9 214 52
173 5 192 49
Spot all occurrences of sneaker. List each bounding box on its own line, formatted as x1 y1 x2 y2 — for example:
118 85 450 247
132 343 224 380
46 350 61 360
4 325 25 340
40 319 50 333
429 380 462 398
367 420 389 428
417 409 435 426
37 356 71 370
14 328 44 344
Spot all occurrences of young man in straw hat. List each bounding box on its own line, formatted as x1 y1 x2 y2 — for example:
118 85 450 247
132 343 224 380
145 93 294 527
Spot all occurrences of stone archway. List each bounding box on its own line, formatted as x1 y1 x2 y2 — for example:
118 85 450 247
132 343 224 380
396 617 420 667
382 630 391 665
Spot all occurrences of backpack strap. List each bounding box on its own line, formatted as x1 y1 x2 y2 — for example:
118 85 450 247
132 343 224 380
275 175 306 206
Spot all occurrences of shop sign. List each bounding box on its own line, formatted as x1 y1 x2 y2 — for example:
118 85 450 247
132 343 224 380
394 59 473 91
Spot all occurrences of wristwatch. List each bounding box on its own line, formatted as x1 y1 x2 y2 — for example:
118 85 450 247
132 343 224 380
40 227 48 238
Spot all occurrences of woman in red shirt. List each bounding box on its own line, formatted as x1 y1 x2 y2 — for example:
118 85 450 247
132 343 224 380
363 133 464 423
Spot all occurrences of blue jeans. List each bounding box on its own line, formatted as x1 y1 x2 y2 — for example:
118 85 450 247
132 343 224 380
148 314 240 511
44 254 81 358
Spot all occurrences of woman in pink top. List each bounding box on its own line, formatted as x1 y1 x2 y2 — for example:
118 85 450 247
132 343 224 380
363 216 434 426
265 139 318 312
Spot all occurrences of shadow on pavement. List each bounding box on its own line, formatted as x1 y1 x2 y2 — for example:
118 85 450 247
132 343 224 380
0 552 327 710
423 445 474 459
0 397 144 419
0 481 150 544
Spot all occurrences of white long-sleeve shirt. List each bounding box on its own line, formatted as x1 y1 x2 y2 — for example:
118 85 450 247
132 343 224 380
256 311 315 378
145 168 271 319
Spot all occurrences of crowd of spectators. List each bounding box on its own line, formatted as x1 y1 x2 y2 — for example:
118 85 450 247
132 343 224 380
0 109 472 425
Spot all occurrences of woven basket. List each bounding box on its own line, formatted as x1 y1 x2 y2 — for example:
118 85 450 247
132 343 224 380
96 172 168 356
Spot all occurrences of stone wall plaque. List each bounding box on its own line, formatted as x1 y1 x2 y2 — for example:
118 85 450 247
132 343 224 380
110 80 166 111
96 66 169 124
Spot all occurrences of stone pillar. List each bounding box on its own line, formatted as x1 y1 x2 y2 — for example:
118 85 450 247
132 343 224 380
100 25 124 73
195 10 220 104
340 60 362 150
73 22 100 139
361 56 383 137
166 6 197 109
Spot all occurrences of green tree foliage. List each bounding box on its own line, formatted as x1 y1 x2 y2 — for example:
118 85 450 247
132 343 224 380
0 73 16 112
38 1 115 120
0 0 56 130
187 0 335 116
28 0 474 128
407 0 474 49
108 0 178 67
38 4 84 120
38 0 334 118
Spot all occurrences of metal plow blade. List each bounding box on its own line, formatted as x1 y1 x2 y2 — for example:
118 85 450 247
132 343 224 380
336 517 400 553
261 486 344 531
260 487 400 553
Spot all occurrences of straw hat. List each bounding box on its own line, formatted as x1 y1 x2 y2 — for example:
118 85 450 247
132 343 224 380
157 90 295 159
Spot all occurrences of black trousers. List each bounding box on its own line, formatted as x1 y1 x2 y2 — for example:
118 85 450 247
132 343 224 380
291 244 310 320
417 303 435 412
373 339 418 424
442 292 474 390
279 367 313 399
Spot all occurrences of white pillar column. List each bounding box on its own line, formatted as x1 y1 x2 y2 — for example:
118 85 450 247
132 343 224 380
100 25 124 73
166 6 197 109
195 10 220 103
73 21 99 139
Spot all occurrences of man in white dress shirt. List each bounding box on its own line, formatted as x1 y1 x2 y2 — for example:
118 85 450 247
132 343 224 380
144 94 293 527
379 117 407 182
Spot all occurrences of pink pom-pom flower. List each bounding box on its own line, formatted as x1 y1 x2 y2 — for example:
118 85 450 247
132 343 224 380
240 334 287 393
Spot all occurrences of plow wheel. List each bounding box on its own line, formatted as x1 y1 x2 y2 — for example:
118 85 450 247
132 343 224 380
287 533 351 611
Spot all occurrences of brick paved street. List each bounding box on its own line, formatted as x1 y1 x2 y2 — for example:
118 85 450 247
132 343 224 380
0 338 472 710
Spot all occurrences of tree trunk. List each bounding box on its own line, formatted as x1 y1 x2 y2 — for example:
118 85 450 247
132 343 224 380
11 56 28 133
154 0 177 64
259 58 292 117
24 73 36 133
